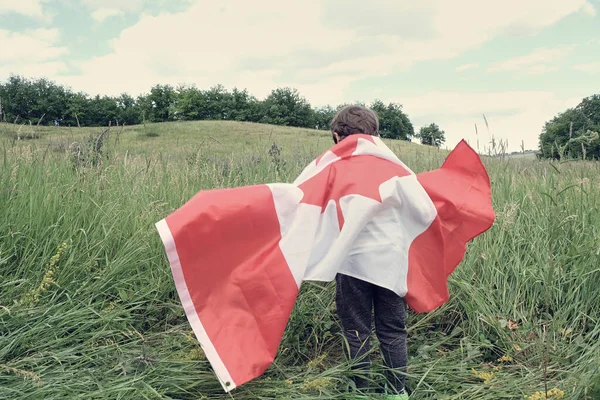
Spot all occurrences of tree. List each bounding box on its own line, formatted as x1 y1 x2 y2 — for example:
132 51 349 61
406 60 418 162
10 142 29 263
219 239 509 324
84 95 119 126
116 93 141 125
370 100 414 140
417 123 446 147
313 105 336 130
538 94 600 159
0 75 423 139
0 75 74 125
261 87 314 128
147 84 176 122
174 85 206 120
66 92 89 127
203 84 232 120
229 88 261 122
0 75 41 123
30 77 70 124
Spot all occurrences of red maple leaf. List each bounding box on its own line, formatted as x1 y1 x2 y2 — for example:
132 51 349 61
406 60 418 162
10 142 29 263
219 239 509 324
298 135 411 229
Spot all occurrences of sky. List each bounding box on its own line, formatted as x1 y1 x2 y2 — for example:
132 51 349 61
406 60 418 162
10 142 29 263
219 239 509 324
1 0 599 152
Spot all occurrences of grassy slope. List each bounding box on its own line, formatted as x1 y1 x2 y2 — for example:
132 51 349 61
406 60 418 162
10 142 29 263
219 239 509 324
0 120 445 156
1 121 599 399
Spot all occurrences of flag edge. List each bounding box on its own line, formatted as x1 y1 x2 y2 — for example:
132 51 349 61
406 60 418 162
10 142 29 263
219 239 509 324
155 218 237 393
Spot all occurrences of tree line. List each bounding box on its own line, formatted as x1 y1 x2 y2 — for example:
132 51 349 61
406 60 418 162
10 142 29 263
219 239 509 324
538 94 600 160
0 75 441 143
4 75 599 158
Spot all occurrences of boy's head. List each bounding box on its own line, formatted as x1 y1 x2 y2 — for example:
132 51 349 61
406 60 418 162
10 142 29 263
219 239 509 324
330 105 379 144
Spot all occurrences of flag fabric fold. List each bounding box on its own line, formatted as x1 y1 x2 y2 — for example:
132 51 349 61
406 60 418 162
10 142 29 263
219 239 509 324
155 134 495 392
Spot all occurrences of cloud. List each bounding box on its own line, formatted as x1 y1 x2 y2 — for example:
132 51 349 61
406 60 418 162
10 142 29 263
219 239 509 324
0 0 50 21
0 28 68 64
0 29 68 78
456 63 479 72
488 46 573 74
82 0 144 13
400 90 585 152
573 62 600 72
91 8 124 22
53 0 593 106
582 1 597 16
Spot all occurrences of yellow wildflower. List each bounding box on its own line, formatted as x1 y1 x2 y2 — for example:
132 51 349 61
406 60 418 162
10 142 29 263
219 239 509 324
185 331 197 344
307 353 326 369
22 242 68 307
526 388 564 400
39 268 56 293
48 242 68 270
561 328 573 337
179 346 205 361
103 301 117 313
189 347 205 360
497 355 513 363
548 388 565 399
513 344 523 352
299 377 333 392
471 369 494 383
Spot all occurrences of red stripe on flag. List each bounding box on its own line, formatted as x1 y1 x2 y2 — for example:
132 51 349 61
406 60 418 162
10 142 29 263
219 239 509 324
164 184 299 388
407 140 495 313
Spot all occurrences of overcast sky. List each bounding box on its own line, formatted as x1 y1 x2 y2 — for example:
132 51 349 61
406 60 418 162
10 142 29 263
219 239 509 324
1 0 599 151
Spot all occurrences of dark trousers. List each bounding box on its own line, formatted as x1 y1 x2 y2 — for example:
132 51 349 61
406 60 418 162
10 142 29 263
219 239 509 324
335 273 408 394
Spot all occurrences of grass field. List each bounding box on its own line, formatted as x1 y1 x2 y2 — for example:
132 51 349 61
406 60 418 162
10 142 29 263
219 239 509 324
1 121 599 399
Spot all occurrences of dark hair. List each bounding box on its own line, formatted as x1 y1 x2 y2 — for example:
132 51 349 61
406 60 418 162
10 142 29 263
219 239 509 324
330 105 379 140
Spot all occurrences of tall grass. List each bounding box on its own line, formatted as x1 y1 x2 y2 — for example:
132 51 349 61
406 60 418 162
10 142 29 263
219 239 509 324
1 122 599 399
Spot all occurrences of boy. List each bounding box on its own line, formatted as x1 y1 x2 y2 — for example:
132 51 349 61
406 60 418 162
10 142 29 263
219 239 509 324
330 105 409 400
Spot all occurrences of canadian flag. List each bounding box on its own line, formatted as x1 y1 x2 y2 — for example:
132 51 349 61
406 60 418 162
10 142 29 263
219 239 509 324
155 134 495 392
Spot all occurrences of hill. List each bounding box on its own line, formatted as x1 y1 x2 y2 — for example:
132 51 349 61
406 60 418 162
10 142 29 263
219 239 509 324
1 120 444 153
0 120 450 172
